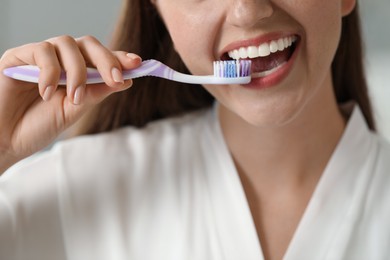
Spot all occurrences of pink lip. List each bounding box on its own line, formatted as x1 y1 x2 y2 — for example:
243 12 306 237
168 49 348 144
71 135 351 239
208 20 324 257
243 39 301 90
219 32 298 59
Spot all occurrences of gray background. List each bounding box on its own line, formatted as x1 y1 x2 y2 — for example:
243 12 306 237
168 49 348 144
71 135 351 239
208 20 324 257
0 0 121 50
1 0 389 139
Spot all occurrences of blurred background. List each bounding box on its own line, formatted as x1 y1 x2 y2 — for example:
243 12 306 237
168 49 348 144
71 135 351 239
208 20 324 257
0 0 389 140
360 0 390 140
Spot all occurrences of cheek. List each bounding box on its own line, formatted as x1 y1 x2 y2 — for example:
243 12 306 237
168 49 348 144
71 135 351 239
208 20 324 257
276 0 343 98
157 3 222 74
167 17 203 62
299 1 343 69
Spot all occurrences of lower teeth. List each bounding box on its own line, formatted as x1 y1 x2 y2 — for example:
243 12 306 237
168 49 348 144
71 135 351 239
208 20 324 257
251 62 287 78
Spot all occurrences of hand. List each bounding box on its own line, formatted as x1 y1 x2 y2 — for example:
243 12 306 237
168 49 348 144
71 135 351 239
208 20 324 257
0 35 142 173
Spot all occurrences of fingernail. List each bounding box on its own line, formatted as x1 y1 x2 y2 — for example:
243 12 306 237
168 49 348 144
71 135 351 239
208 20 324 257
111 67 124 84
43 85 54 101
126 53 141 61
73 85 84 105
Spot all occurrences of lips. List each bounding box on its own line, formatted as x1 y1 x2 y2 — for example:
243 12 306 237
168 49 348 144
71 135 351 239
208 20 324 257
220 34 299 77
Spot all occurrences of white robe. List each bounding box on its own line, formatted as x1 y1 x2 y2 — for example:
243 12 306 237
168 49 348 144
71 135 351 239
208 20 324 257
1 105 389 260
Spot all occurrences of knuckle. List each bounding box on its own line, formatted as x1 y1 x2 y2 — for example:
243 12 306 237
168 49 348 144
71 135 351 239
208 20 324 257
59 35 76 44
0 49 13 62
52 35 75 43
78 35 100 45
36 41 55 52
1 48 13 58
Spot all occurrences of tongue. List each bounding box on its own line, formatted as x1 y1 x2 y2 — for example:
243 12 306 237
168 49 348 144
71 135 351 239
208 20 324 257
250 47 291 73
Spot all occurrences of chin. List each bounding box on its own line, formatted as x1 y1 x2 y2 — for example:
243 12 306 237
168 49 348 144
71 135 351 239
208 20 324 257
244 110 300 129
227 95 309 129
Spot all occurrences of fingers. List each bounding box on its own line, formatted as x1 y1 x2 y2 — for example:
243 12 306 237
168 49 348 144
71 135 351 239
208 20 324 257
113 51 143 70
46 36 88 105
77 35 124 86
32 42 62 101
2 35 142 106
75 36 142 86
48 35 142 105
78 51 141 105
1 42 62 101
0 36 142 161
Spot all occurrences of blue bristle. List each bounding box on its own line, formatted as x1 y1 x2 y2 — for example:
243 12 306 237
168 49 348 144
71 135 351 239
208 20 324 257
229 61 234 77
213 60 251 78
224 62 229 77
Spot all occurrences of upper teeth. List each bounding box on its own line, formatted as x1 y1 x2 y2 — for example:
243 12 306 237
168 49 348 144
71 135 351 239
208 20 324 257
228 36 297 60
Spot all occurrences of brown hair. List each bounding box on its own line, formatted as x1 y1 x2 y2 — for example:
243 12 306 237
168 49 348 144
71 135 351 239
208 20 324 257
81 0 375 134
332 4 375 130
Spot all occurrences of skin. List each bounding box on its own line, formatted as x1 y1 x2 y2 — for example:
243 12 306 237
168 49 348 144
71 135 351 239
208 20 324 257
155 0 356 259
0 0 355 259
0 36 142 173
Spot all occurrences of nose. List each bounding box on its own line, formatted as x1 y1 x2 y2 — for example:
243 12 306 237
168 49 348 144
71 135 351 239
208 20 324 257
226 0 274 28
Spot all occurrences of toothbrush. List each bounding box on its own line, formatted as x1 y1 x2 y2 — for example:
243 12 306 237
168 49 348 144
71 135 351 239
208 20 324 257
3 59 251 85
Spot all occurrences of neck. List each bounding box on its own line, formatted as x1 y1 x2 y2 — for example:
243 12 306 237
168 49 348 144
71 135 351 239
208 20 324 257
218 77 346 189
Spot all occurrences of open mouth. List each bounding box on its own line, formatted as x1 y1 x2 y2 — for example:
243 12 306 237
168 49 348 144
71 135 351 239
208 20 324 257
221 35 299 78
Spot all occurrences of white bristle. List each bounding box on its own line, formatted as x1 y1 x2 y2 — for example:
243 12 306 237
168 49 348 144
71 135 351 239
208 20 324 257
213 60 251 78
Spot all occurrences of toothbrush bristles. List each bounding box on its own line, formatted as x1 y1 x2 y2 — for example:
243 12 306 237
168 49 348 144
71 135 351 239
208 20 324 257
213 60 251 78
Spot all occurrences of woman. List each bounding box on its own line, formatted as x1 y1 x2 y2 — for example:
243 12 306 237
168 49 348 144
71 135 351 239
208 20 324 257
0 0 389 259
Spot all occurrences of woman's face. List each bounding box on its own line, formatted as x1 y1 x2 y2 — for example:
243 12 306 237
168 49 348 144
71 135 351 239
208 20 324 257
155 0 355 127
